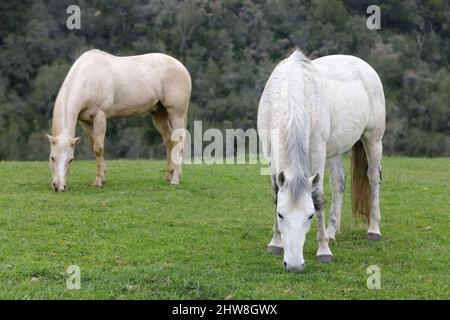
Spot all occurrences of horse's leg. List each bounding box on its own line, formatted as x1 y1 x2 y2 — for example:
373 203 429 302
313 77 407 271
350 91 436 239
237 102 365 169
166 107 187 185
361 134 383 241
79 120 105 186
267 173 283 255
326 156 345 241
151 107 174 181
91 111 107 187
310 144 333 263
79 120 95 149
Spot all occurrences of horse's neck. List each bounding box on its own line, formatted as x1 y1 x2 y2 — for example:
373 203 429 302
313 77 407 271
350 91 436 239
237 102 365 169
51 89 81 137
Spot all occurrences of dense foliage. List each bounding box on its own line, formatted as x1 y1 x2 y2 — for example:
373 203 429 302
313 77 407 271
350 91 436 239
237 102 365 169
0 0 449 160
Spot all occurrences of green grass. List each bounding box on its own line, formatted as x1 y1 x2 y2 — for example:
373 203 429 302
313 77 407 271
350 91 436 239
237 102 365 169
0 157 448 299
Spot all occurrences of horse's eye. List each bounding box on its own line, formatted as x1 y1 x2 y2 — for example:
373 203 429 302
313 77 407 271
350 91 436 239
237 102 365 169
51 157 55 162
277 212 284 219
308 214 315 220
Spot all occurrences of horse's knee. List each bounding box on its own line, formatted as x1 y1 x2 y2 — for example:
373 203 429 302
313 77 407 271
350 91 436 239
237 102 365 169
164 137 173 149
367 166 381 186
312 190 326 211
93 144 104 156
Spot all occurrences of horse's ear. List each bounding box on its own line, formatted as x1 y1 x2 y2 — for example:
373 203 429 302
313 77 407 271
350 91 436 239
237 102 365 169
308 173 320 190
71 137 81 146
277 171 285 187
46 134 57 145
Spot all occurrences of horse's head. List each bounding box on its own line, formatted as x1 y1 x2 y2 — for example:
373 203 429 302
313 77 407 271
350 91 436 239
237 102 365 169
47 133 80 192
275 171 320 272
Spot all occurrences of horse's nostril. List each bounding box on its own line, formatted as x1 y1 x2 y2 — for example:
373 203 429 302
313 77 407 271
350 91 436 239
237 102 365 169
63 185 67 191
52 182 57 188
283 261 287 270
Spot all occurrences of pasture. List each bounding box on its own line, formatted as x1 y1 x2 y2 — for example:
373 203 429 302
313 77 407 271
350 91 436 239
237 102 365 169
0 157 448 299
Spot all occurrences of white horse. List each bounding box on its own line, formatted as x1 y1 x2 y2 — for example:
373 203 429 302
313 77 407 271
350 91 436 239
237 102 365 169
47 49 191 192
257 50 385 271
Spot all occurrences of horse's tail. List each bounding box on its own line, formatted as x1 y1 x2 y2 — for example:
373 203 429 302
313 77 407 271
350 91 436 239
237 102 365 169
351 140 371 222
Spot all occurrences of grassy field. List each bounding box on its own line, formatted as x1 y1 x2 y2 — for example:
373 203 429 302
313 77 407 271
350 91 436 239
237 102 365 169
0 157 448 299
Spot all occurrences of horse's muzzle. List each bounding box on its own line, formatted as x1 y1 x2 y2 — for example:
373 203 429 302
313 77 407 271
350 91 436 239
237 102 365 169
52 182 67 192
283 261 305 272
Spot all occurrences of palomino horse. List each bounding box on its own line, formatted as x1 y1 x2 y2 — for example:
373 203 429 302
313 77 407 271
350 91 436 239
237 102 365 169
257 50 385 271
47 49 191 192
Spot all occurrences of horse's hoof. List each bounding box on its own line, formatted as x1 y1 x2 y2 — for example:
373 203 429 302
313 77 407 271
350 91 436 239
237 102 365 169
170 180 179 186
367 233 381 241
92 181 103 188
165 171 174 181
267 245 283 255
316 254 333 263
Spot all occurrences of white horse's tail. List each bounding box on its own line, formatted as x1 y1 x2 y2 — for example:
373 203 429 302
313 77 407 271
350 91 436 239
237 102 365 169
351 140 371 221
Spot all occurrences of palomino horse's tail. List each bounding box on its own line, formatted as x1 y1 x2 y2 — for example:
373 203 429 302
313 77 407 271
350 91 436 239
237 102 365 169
351 140 371 222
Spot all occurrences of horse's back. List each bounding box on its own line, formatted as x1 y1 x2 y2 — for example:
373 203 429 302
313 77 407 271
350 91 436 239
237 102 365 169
313 54 385 122
68 50 191 118
112 52 191 110
312 55 385 155
78 50 191 94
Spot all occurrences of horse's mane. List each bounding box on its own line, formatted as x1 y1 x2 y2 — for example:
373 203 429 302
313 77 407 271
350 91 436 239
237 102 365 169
283 49 312 198
52 55 82 136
